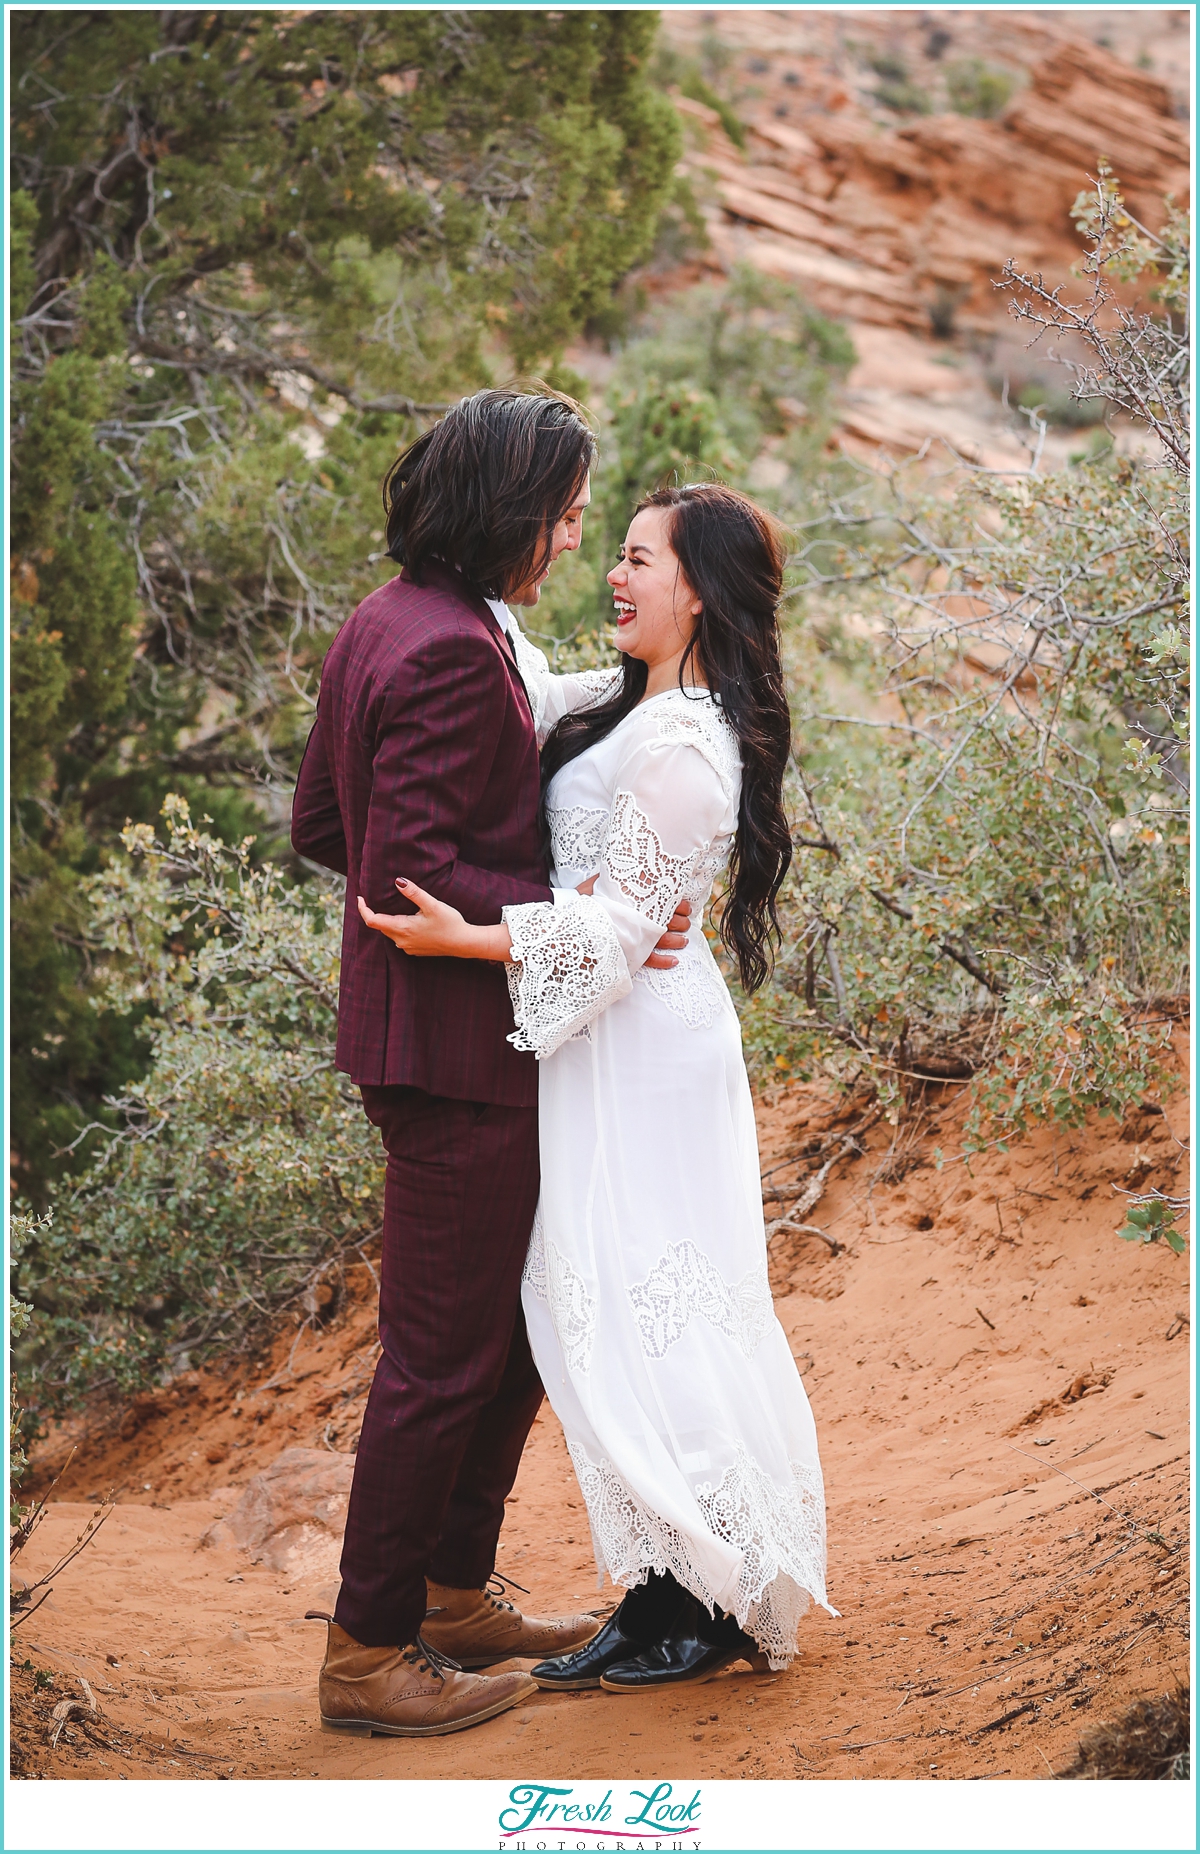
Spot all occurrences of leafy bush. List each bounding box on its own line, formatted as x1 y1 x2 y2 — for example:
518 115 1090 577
9 1211 41 1516
736 447 1186 1140
725 171 1190 1161
15 799 380 1417
874 79 933 117
946 59 1016 119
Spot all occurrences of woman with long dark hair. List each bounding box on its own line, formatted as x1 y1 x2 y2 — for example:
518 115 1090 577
359 482 832 1688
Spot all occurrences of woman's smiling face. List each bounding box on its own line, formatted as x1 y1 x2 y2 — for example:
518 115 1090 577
606 506 703 675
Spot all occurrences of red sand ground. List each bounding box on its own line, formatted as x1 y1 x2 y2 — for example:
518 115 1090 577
10 1036 1190 1781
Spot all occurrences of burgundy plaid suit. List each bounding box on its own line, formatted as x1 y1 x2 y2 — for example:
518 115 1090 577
292 562 552 1647
292 560 552 1103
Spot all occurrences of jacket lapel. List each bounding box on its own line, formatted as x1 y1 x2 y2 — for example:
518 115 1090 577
410 563 535 723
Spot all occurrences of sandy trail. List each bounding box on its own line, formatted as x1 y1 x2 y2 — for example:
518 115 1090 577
11 1040 1190 1781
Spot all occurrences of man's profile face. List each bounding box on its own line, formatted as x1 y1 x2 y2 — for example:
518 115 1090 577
509 474 591 607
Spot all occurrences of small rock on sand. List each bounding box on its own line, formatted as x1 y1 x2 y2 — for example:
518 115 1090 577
200 1447 354 1575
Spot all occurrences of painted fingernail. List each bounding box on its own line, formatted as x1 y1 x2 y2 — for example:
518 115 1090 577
396 878 410 889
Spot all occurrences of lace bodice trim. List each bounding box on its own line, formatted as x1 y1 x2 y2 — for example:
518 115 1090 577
547 804 609 877
647 693 742 806
604 788 692 928
504 692 742 1058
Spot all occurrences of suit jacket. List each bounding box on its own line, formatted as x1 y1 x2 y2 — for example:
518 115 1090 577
291 562 553 1105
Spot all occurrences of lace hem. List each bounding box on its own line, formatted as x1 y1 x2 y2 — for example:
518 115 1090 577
627 1240 773 1360
503 891 630 1060
567 1440 831 1669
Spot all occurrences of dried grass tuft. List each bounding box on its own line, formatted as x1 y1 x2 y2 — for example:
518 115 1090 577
1056 1683 1190 1781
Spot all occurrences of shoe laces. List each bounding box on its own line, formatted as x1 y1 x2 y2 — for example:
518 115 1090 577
403 1634 462 1679
484 1570 529 1615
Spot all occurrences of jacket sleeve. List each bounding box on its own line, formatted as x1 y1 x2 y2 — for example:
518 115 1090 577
361 631 553 924
291 707 348 875
501 734 730 1058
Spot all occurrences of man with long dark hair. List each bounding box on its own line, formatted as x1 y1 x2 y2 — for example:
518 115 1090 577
291 389 687 1739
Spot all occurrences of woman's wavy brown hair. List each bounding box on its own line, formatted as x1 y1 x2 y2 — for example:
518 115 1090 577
383 387 596 599
540 482 793 993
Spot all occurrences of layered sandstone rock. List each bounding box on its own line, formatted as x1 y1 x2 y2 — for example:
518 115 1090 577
673 27 1189 337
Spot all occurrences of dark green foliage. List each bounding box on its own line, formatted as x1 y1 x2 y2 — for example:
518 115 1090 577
11 350 138 774
9 1212 40 1513
10 9 680 1200
13 13 675 355
680 73 746 149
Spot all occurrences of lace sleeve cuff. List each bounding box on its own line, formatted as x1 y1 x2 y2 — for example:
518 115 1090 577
502 890 632 1059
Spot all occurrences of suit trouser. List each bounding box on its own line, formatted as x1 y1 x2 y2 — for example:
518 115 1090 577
334 1084 544 1648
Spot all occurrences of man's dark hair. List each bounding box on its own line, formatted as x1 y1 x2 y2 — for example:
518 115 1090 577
383 387 596 599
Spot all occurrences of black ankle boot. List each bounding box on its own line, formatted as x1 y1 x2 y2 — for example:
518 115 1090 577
598 1598 768 1692
530 1607 659 1691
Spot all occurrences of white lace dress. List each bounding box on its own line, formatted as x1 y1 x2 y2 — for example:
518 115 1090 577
500 616 833 1668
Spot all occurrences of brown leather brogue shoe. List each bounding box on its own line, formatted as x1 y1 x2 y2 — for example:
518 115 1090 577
307 1612 536 1737
422 1574 602 1669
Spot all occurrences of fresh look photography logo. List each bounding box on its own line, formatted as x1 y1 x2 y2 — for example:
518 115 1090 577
499 1782 703 1848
